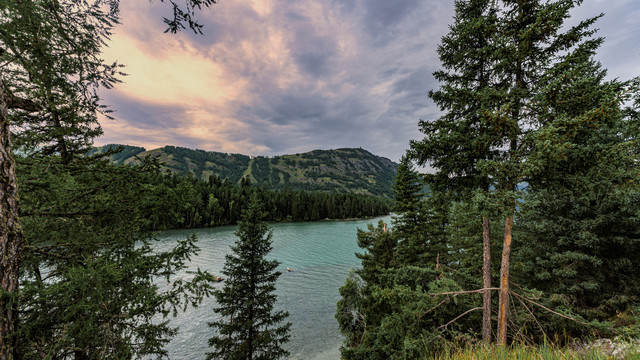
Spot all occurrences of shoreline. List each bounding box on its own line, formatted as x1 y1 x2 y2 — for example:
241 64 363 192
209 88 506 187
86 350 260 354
160 213 392 232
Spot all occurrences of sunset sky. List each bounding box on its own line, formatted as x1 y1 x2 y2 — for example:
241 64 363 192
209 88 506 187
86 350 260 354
97 0 640 163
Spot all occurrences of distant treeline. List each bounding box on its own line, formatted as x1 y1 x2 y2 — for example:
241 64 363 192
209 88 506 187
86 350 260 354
155 173 392 229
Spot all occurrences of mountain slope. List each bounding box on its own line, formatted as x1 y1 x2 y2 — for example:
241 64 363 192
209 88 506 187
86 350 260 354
93 145 397 197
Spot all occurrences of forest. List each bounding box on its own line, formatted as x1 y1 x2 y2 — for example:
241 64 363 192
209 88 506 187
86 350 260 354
336 0 640 359
148 170 392 229
92 144 399 198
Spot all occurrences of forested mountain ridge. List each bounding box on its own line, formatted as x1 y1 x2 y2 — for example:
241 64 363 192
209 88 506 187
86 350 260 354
92 145 398 197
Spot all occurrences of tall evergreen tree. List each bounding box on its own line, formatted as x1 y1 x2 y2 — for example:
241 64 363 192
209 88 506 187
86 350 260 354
488 0 606 344
208 198 291 360
514 39 640 339
16 156 214 358
412 0 606 344
410 0 500 342
1 1 117 354
0 1 216 357
337 165 464 359
392 155 431 265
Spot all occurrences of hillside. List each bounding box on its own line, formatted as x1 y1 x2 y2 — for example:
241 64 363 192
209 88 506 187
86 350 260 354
93 145 398 197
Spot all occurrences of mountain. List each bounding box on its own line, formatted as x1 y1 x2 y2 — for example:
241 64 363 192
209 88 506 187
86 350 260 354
92 145 398 197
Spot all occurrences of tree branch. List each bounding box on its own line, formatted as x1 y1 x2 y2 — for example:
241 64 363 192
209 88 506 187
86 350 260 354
3 87 41 112
437 307 483 331
514 292 549 342
509 290 589 325
428 287 501 296
418 296 451 319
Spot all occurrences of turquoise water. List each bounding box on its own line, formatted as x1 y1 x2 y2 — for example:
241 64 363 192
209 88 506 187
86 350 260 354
157 215 391 359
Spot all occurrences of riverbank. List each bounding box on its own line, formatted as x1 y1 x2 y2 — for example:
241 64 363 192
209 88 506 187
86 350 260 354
165 212 392 232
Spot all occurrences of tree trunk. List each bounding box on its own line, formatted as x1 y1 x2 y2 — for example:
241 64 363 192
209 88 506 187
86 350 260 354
248 265 255 360
51 112 70 165
497 215 513 346
482 215 492 344
0 77 22 360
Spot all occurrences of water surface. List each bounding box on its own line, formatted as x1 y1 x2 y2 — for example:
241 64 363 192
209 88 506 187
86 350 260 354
158 215 391 359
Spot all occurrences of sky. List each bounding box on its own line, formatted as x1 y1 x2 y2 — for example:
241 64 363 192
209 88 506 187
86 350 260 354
97 0 640 163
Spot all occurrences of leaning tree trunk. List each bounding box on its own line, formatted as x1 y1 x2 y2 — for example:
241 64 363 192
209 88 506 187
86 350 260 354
482 215 492 344
497 215 513 346
0 77 22 360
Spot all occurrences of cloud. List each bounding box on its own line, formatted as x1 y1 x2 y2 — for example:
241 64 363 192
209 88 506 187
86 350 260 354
568 1 640 80
362 0 422 46
96 0 639 164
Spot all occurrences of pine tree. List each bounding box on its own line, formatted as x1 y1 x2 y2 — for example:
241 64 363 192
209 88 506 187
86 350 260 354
392 156 423 215
1 1 117 354
392 155 428 266
208 198 291 360
337 164 465 359
354 221 398 287
488 0 607 344
392 157 422 266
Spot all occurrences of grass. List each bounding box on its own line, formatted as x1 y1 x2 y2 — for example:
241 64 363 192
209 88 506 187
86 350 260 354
430 342 640 360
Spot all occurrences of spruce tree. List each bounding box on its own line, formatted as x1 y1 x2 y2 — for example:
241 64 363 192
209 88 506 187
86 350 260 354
16 156 214 358
488 0 606 344
410 0 500 342
1 1 216 357
337 164 464 359
515 40 640 339
208 198 290 360
1 1 117 354
412 0 607 344
392 155 429 266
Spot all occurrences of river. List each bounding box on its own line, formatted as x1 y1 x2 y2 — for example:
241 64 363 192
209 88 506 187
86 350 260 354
156 215 391 359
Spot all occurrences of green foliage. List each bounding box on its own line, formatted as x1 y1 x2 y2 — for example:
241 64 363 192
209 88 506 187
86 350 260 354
392 155 423 214
151 172 392 229
1 0 217 358
98 145 398 197
336 270 366 350
2 0 122 162
342 0 640 356
514 69 640 339
337 191 482 358
411 0 499 197
16 156 215 358
208 198 290 360
354 222 398 285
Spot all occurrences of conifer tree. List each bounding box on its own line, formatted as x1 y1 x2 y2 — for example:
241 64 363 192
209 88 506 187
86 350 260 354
16 156 214 358
515 40 640 339
337 165 462 359
208 198 291 360
410 0 500 342
392 156 423 216
392 155 429 265
489 0 606 344
1 1 216 357
1 1 118 354
412 0 606 344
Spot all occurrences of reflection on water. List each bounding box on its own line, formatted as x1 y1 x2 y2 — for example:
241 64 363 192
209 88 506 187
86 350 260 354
157 215 391 359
